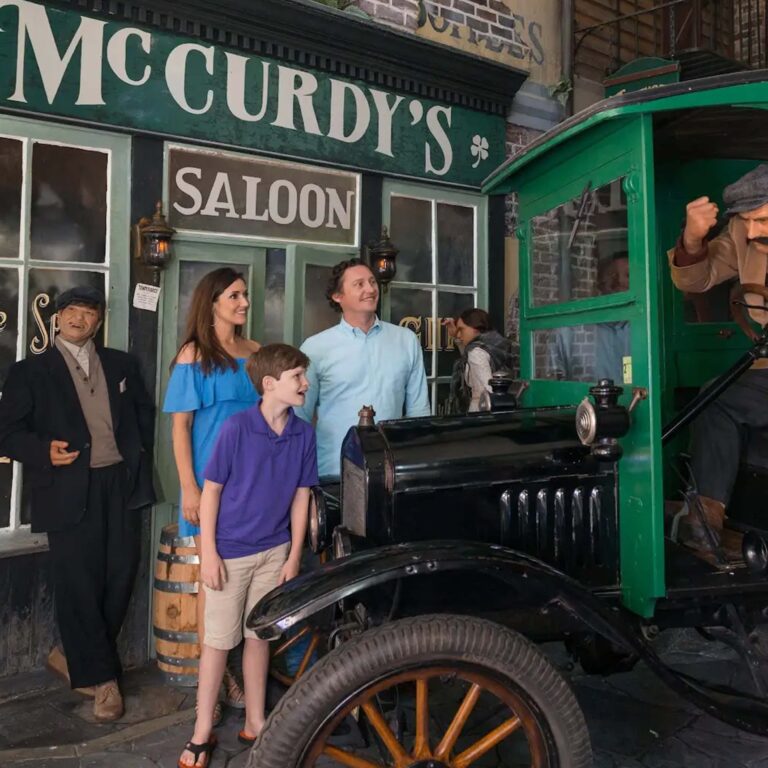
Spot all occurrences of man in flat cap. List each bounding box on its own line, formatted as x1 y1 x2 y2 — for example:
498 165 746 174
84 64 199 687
0 287 154 720
668 164 768 557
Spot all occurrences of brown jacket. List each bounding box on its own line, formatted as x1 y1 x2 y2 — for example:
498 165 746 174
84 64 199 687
668 216 768 368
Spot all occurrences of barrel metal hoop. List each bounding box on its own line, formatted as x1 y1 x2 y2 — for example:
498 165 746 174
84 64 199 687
157 551 200 565
160 529 196 548
164 672 199 687
154 578 199 593
153 626 199 643
156 651 200 668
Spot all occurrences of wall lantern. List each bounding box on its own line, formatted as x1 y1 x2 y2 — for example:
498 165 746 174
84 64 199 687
368 227 399 291
134 201 175 275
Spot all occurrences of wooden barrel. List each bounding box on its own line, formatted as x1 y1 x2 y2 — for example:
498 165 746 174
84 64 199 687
153 524 200 686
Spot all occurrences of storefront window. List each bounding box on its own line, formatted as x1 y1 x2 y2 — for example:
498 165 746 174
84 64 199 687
386 184 487 414
530 178 628 307
303 263 339 340
264 249 287 344
0 119 129 550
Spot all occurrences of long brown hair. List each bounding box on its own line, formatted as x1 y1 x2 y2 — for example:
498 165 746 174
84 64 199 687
172 267 246 374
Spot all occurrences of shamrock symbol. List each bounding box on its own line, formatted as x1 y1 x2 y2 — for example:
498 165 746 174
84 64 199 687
470 135 489 168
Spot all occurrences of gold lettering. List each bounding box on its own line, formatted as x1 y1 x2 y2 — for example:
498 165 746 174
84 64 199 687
425 316 436 351
440 316 456 350
0 311 7 332
398 315 423 347
30 293 52 354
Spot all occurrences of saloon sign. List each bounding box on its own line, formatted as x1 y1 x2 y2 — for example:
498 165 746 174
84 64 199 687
0 1 506 188
168 147 359 246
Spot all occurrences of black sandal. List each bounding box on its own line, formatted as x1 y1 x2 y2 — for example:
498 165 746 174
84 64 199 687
178 735 217 768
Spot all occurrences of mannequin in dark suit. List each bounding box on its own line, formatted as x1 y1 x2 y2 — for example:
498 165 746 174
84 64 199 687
0 286 154 721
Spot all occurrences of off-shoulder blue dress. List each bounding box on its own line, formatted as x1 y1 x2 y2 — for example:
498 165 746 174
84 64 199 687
162 359 259 537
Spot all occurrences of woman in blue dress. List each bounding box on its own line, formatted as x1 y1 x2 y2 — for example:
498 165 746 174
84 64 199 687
163 267 260 722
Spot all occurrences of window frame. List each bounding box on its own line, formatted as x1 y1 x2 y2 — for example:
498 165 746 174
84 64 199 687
381 179 488 412
0 115 131 557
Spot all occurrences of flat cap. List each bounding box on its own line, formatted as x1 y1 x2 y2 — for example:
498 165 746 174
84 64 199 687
724 164 768 215
55 286 106 312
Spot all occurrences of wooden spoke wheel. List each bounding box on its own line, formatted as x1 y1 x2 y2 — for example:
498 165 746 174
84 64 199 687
249 615 591 768
269 624 323 686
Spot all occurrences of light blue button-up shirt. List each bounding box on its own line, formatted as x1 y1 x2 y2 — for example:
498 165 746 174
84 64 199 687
298 316 431 478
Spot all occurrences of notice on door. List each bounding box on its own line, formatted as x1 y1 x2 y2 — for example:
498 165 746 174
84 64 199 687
167 146 359 247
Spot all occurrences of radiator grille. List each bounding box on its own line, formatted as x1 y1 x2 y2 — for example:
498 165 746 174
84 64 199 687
501 481 618 582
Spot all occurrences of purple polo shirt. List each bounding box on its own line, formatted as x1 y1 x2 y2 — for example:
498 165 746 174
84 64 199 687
204 403 319 559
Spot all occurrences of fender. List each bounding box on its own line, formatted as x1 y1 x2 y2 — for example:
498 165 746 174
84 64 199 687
249 540 768 734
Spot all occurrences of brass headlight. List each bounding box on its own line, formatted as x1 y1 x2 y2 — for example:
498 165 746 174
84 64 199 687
575 397 598 446
307 487 326 554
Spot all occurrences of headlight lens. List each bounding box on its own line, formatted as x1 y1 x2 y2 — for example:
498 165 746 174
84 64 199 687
575 397 597 446
307 487 325 553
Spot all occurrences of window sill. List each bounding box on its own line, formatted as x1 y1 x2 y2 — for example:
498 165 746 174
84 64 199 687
0 528 49 558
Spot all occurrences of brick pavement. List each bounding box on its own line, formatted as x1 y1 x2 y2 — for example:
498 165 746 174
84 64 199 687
3 632 768 767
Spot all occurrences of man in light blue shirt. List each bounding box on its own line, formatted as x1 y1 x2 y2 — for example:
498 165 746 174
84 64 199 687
298 258 431 478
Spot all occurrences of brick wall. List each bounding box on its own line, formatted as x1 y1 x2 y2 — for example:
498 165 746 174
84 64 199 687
350 0 536 58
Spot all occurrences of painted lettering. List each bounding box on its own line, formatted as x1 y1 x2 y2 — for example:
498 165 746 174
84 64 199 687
107 27 151 86
424 105 452 176
271 66 322 135
370 90 404 158
326 189 354 230
528 21 545 65
242 176 269 221
165 43 214 114
225 54 270 122
268 179 298 225
3 0 106 105
200 172 240 218
328 80 370 144
298 183 325 229
173 167 204 215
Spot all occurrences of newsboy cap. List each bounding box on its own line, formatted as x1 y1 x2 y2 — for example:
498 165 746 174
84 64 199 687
55 286 106 312
724 164 768 215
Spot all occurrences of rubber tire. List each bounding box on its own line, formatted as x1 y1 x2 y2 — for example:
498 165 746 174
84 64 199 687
248 614 592 768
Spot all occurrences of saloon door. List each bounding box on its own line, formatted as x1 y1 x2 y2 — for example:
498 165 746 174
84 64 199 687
154 239 266 535
286 246 357 347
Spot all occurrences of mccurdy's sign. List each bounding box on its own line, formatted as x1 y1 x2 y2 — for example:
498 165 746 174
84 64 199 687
0 1 505 187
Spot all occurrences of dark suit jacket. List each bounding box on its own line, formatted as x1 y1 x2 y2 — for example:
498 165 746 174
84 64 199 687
0 346 156 533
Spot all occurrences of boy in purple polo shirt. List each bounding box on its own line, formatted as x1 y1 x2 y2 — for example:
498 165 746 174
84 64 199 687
178 344 318 768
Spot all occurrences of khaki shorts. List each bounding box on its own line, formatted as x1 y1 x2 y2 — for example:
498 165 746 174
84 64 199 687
203 542 289 650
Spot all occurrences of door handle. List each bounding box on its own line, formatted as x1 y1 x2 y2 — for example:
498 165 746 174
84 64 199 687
717 329 734 339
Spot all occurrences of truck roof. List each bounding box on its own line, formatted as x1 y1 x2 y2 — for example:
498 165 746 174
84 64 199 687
483 68 768 195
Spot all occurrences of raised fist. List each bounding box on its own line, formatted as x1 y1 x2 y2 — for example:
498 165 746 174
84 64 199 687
683 196 719 253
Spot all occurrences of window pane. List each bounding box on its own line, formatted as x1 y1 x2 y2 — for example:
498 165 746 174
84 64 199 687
530 178 628 307
390 287 433 377
437 291 475 376
437 203 474 286
26 269 105 356
434 381 452 416
0 138 22 260
304 263 340 340
177 261 248 348
533 322 632 384
389 196 432 284
264 248 286 343
30 143 108 263
0 267 19 528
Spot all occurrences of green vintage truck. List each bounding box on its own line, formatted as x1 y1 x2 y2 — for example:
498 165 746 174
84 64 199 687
247 71 768 768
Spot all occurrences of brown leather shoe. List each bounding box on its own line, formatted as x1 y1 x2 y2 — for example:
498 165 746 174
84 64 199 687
93 680 124 722
46 647 95 697
679 495 726 551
